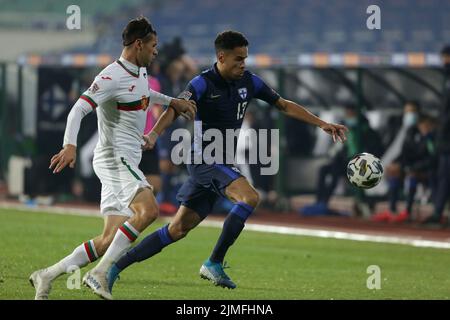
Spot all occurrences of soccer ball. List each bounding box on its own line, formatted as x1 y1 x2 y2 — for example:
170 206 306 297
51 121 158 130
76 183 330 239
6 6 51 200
346 152 384 189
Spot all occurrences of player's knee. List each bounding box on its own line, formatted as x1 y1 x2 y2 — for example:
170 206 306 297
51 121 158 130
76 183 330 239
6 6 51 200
242 190 260 208
168 222 191 241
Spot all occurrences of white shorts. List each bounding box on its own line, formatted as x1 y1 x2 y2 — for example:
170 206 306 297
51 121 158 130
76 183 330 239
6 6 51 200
93 153 152 218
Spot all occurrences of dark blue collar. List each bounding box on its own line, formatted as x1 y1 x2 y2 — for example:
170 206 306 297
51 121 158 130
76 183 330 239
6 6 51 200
212 63 236 87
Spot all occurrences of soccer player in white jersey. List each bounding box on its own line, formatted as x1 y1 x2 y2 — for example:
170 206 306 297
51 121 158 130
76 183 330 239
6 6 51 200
29 17 196 300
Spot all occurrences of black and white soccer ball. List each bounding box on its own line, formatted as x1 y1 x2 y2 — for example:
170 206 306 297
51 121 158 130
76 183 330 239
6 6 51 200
346 152 384 189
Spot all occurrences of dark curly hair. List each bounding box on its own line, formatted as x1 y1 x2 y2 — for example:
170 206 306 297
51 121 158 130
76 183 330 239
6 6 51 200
214 30 248 53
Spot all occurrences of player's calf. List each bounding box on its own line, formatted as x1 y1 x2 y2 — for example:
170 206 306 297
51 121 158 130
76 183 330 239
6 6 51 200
167 223 191 241
92 214 129 256
167 210 201 241
128 190 159 232
93 233 116 256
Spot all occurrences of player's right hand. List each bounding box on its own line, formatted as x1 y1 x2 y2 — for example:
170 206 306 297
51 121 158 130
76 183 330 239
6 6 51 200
49 144 76 174
320 123 348 143
170 98 197 120
142 131 158 151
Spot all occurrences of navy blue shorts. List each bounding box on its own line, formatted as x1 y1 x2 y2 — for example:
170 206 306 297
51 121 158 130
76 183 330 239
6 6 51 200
176 163 243 218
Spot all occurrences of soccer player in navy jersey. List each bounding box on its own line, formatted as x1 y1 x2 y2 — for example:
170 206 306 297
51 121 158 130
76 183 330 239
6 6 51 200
103 30 348 297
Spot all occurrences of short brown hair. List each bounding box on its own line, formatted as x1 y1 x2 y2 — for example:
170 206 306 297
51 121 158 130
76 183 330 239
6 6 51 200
122 16 157 47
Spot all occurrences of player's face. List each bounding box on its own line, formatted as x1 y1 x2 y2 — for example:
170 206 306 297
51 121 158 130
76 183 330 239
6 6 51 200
139 34 158 67
221 46 248 80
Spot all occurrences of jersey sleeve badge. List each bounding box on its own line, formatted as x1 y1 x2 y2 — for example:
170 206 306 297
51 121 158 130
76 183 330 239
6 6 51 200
178 90 193 100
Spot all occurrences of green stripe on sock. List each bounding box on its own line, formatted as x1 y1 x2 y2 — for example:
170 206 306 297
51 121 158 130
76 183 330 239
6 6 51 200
84 242 95 262
122 223 138 240
87 240 97 259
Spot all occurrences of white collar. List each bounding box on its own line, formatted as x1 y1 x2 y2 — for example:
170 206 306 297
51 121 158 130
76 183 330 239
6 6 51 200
119 56 139 75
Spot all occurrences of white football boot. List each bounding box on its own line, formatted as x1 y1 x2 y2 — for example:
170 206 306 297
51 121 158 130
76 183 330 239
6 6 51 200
82 269 113 300
29 269 52 300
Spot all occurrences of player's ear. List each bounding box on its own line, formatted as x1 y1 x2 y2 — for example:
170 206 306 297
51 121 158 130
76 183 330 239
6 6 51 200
217 51 225 63
135 39 143 51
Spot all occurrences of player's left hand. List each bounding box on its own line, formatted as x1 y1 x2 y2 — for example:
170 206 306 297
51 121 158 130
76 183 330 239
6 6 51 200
320 123 348 143
142 131 158 151
49 144 77 173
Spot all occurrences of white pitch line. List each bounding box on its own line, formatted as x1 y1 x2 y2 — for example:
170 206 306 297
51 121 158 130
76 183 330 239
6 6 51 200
199 220 450 249
1 202 450 249
0 202 102 218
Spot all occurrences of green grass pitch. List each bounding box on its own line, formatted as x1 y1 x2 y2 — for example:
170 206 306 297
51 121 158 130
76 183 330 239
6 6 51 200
1 208 450 300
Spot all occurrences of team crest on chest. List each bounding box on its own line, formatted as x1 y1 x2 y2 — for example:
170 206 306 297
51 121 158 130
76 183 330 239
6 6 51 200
141 95 149 111
238 87 247 100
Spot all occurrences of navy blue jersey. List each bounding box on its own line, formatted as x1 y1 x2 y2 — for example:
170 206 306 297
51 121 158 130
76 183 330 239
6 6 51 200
179 63 280 160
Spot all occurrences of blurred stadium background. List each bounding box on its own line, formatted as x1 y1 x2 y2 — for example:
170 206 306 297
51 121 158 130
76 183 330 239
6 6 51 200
1 0 450 300
1 0 448 215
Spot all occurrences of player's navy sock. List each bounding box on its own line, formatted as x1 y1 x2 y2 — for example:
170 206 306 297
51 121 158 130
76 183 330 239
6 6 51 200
115 224 174 271
209 202 254 264
388 177 400 213
405 176 417 214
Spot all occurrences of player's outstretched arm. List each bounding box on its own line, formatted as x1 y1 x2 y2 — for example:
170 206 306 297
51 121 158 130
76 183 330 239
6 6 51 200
49 97 94 173
142 107 178 151
275 97 348 143
148 88 197 120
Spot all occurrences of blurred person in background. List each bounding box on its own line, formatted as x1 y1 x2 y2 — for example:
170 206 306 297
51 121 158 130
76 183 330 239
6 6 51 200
240 108 280 210
139 63 163 195
380 101 421 169
421 45 450 225
372 102 422 222
301 103 383 216
373 114 437 223
155 39 198 214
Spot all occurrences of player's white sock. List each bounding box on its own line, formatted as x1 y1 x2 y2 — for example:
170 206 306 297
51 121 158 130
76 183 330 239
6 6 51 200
43 240 98 279
94 221 139 273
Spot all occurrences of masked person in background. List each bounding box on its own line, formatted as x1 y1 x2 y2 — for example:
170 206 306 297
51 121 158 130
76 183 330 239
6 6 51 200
372 101 420 222
301 104 382 216
421 45 450 225
373 113 437 223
